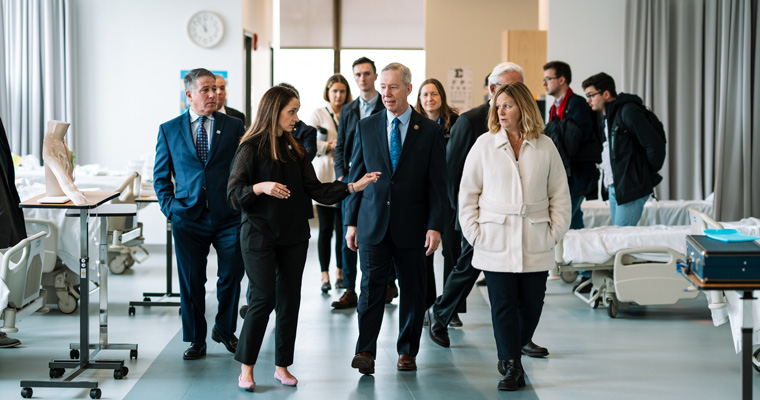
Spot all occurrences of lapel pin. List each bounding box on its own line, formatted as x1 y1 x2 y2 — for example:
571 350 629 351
216 130 221 134
413 124 419 130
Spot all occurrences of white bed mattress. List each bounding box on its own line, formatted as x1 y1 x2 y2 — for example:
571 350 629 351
581 199 714 228
562 218 760 264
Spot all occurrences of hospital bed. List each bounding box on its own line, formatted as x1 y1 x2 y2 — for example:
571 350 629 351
0 231 48 332
556 209 760 318
581 198 713 228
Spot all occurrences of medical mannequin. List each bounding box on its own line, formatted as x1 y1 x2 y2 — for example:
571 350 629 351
42 120 87 205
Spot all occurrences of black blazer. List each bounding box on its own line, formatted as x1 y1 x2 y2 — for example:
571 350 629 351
334 95 385 179
345 108 446 248
446 102 490 214
0 117 26 247
224 106 246 127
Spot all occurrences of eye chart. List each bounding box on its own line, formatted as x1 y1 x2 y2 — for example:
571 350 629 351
447 66 472 112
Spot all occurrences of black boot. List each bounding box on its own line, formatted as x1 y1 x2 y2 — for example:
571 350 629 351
497 359 526 391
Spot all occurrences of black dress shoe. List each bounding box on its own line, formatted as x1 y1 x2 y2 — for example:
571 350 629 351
183 342 207 360
335 278 344 289
449 313 463 327
497 359 526 391
385 282 398 304
239 305 248 319
211 327 238 354
321 281 331 293
521 341 549 358
427 307 450 348
475 277 487 286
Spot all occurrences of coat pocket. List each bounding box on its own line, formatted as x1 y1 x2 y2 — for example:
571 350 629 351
475 210 508 252
525 215 554 253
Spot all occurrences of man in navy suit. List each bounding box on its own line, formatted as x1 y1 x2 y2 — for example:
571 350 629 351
154 68 245 360
345 62 446 374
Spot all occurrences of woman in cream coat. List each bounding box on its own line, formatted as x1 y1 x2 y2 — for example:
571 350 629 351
308 74 352 293
459 82 571 392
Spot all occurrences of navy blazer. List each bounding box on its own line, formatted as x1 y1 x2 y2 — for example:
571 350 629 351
345 108 447 248
334 96 385 179
153 111 245 222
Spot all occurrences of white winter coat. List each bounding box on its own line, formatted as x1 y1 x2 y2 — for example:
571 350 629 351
458 129 571 273
308 106 340 207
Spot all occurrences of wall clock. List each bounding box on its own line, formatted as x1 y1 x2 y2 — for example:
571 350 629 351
187 11 225 48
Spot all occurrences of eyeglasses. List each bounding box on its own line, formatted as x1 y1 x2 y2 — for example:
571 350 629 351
542 77 558 83
585 91 602 99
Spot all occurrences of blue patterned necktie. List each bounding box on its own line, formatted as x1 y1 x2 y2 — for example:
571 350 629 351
390 117 401 172
196 115 209 164
362 101 372 119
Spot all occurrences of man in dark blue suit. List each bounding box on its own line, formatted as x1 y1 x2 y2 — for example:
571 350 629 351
153 68 245 360
345 63 446 374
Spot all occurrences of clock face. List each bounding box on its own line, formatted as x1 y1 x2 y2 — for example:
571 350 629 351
187 11 225 48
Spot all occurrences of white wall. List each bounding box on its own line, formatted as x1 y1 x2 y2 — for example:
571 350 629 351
73 0 269 244
546 0 625 101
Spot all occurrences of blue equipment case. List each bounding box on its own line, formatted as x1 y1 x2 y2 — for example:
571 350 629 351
686 235 760 282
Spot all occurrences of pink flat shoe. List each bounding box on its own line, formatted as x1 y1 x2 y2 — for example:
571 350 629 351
274 371 298 386
238 374 255 392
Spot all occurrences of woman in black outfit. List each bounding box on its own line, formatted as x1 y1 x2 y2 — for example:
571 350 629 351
228 86 379 391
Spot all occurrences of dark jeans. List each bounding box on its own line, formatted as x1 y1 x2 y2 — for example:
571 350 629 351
316 205 342 273
483 270 547 361
431 236 477 325
356 229 426 357
234 222 309 367
172 211 243 344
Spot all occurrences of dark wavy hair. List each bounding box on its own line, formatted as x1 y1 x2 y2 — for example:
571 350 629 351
414 78 459 132
241 86 304 162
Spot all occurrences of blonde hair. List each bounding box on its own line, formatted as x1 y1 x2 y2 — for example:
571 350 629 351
487 82 544 140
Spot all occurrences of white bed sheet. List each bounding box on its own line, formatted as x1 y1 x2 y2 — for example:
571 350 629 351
562 218 760 265
581 199 713 228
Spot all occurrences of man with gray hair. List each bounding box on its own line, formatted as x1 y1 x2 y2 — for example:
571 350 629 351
345 62 446 374
427 61 550 360
154 68 245 360
214 75 246 127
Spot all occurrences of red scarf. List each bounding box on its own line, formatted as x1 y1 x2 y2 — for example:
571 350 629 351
549 88 573 121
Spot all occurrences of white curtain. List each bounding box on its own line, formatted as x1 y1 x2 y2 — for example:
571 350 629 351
623 0 760 220
0 0 73 160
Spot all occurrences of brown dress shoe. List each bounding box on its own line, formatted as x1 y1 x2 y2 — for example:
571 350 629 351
396 354 417 371
385 282 399 304
351 352 375 375
332 289 358 309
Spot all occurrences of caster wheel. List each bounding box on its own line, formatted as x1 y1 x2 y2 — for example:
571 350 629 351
143 297 151 302
58 294 78 314
607 299 619 318
122 366 129 377
70 349 80 359
114 368 124 380
753 348 760 373
49 367 65 378
90 388 102 399
130 349 138 359
592 297 601 309
21 387 32 398
560 270 579 284
128 306 135 316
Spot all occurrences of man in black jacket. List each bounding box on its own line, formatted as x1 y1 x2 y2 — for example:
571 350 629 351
582 72 665 226
0 117 23 348
543 61 601 229
427 62 550 360
215 75 247 128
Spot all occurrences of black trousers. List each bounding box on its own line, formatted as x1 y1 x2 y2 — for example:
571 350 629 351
234 222 309 367
431 236 477 325
483 270 547 361
356 228 426 357
340 200 358 290
315 205 342 273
